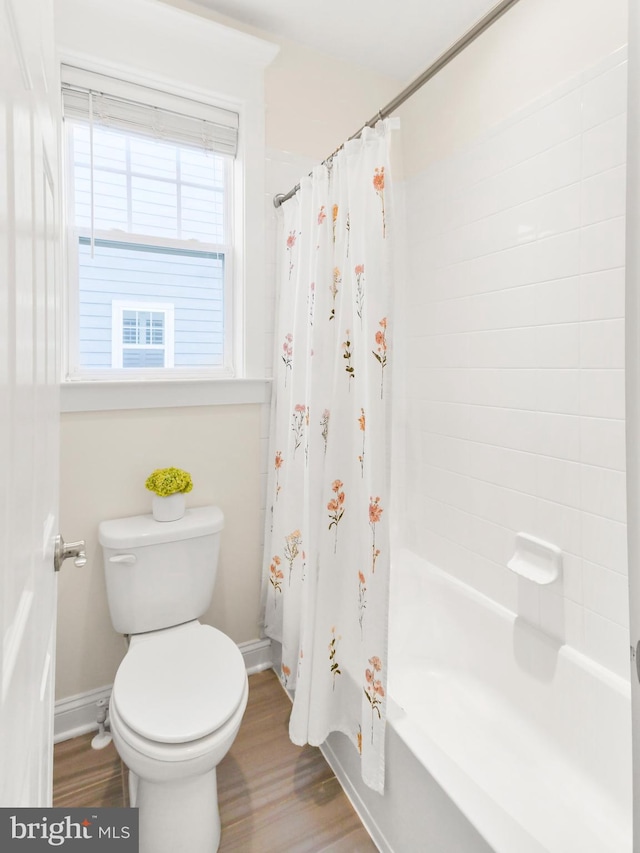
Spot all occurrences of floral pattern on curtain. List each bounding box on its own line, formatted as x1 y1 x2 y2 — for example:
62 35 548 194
263 121 394 793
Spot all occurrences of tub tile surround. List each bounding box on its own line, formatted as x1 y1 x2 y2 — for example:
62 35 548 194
402 48 630 678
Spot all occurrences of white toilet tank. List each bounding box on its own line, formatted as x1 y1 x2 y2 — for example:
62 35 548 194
98 506 224 635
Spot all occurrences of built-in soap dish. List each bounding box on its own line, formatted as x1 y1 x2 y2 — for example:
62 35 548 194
507 532 562 585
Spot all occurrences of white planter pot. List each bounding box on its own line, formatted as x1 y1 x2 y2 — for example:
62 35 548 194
152 492 186 522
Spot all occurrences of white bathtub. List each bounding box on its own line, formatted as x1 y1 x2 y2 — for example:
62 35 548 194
322 549 632 853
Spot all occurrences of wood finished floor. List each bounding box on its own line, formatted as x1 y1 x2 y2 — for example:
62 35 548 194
53 669 377 852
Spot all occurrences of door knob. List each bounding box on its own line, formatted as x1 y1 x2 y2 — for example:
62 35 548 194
54 535 87 572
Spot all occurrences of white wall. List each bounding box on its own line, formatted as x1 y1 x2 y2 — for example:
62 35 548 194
397 0 629 677
400 0 628 178
54 0 398 701
163 0 400 164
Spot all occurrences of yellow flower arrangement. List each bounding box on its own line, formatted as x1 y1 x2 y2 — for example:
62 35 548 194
145 467 193 497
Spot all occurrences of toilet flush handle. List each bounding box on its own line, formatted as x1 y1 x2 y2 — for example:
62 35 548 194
109 554 137 564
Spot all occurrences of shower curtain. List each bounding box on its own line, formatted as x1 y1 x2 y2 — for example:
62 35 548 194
263 120 394 793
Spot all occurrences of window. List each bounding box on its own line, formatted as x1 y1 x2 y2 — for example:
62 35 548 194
62 68 238 380
112 301 174 368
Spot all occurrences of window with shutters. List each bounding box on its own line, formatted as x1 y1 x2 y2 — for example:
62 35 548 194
61 67 237 380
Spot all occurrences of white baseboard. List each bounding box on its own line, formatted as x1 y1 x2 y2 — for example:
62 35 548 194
54 637 273 743
54 685 113 744
239 637 274 675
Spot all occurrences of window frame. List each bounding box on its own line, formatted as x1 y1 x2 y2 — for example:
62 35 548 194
62 77 237 383
55 4 280 413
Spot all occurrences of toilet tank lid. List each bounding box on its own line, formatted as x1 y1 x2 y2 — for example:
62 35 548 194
98 505 224 549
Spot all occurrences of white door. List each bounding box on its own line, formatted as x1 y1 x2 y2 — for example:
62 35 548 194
628 4 640 852
0 0 60 806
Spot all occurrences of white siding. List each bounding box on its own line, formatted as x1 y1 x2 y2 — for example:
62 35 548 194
77 239 224 368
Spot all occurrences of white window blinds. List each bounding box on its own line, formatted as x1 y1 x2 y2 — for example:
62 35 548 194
61 66 239 157
62 65 233 378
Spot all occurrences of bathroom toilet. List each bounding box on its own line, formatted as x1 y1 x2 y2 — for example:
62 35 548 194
98 506 248 853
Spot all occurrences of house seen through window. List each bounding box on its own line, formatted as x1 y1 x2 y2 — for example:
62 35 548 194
62 70 237 379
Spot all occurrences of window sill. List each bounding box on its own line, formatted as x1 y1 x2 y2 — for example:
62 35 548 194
60 378 272 413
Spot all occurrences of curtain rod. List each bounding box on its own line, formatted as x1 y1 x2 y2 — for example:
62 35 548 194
273 0 522 208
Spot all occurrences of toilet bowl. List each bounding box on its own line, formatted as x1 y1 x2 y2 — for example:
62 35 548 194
98 507 248 853
109 623 248 853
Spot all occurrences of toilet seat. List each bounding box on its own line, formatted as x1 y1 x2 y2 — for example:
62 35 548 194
112 621 247 744
109 676 249 766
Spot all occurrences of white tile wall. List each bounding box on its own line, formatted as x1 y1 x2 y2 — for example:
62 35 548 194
401 49 630 678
